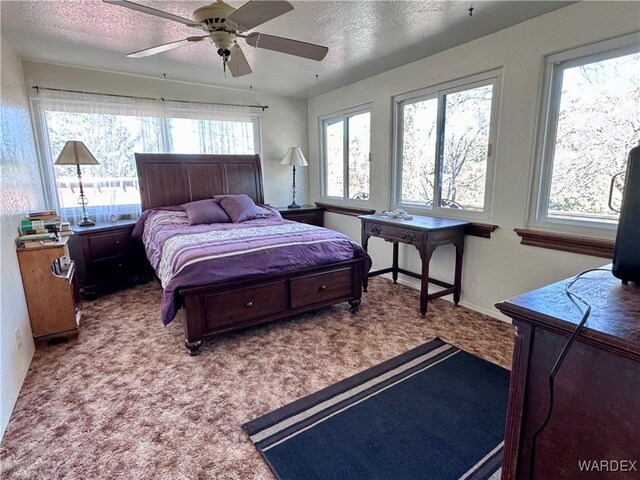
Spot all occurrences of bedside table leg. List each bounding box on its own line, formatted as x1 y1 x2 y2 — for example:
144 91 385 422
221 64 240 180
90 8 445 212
185 339 203 356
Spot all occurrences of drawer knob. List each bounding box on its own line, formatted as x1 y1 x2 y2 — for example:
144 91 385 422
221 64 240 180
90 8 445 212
114 240 120 245
319 285 327 291
245 301 254 308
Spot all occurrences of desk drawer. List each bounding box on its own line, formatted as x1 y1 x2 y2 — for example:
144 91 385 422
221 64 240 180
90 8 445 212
290 268 352 309
88 229 132 260
364 222 421 244
204 281 286 329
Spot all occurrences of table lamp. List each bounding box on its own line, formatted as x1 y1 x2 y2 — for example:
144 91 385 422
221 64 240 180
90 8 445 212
280 147 308 209
54 141 99 226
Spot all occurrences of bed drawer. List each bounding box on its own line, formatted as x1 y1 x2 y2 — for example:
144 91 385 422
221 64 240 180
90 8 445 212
289 268 352 309
88 229 132 260
204 281 287 328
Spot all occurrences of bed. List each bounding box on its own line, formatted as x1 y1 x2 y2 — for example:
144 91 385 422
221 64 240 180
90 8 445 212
134 153 370 355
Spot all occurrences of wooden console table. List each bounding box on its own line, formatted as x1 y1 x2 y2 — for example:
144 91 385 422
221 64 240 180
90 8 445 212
359 214 468 315
495 266 640 479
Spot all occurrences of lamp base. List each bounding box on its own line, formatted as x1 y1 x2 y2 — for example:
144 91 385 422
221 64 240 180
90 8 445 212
287 203 302 209
78 218 95 227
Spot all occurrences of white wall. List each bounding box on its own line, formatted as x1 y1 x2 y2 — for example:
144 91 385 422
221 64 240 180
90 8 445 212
21 60 310 208
0 36 46 439
308 2 639 318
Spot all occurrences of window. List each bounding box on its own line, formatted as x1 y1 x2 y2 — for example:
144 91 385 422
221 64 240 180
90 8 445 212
167 117 257 155
393 71 500 219
31 93 261 224
533 34 640 232
41 110 163 218
321 105 371 202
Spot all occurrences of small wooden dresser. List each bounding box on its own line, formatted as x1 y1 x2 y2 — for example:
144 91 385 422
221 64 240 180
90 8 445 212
496 267 640 479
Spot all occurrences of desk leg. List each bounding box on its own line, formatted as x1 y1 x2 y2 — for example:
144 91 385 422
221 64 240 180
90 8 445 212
453 238 465 305
419 244 433 316
392 242 399 283
362 232 370 292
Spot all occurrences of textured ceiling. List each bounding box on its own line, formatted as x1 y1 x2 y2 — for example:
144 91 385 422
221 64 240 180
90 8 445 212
1 1 573 98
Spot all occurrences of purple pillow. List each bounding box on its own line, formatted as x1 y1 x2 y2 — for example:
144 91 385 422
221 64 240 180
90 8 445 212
216 194 266 223
181 199 230 225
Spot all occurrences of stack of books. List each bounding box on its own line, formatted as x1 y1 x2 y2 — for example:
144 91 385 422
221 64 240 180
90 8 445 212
17 210 72 247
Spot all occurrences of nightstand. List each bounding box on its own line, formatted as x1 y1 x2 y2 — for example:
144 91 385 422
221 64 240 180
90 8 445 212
278 205 324 227
17 237 81 341
68 220 147 298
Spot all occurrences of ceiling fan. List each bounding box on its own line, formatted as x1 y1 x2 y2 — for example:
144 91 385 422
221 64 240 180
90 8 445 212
103 0 329 77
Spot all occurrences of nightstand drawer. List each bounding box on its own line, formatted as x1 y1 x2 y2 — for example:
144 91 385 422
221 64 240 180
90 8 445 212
283 212 321 225
88 229 132 260
278 206 324 227
89 255 134 279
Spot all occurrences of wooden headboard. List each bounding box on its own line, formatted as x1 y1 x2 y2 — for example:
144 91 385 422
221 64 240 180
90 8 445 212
134 153 264 211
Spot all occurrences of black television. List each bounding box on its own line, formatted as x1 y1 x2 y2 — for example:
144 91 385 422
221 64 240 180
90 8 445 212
612 145 640 284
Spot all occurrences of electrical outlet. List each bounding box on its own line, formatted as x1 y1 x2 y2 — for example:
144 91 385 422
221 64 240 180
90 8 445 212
14 328 23 350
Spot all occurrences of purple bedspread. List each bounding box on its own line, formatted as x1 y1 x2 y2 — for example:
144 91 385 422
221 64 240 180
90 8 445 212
133 207 371 324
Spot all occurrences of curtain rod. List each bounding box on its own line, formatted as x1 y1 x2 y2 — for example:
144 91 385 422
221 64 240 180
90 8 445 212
31 86 269 111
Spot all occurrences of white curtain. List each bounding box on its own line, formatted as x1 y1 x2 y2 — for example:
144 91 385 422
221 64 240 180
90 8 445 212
31 90 260 225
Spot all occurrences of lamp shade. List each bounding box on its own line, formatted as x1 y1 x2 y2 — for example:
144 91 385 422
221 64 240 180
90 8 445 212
280 147 308 167
54 141 99 166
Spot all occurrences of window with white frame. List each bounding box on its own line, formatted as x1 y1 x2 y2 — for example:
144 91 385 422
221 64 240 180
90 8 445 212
533 34 640 232
31 93 260 224
320 105 371 202
393 70 501 218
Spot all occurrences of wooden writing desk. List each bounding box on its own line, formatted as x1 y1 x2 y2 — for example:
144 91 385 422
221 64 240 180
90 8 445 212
359 214 468 315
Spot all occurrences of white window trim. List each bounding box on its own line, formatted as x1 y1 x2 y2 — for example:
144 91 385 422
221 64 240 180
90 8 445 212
29 96 262 213
391 69 502 222
319 103 373 205
529 32 640 239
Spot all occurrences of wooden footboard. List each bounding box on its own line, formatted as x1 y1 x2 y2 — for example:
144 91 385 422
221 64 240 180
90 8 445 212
179 258 365 355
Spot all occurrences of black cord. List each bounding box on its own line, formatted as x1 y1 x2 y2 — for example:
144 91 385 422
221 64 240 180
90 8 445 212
528 268 610 479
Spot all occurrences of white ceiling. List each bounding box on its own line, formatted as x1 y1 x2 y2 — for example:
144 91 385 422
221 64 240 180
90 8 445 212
1 1 573 99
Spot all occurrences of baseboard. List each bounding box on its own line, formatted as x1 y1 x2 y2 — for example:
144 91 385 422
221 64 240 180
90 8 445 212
378 273 511 323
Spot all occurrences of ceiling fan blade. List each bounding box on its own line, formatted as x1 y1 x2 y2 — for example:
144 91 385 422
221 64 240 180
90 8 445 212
228 0 293 31
103 0 201 28
126 36 208 58
227 44 252 77
245 32 328 61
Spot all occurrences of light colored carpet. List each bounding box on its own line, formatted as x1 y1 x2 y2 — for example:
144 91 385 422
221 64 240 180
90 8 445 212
0 277 514 479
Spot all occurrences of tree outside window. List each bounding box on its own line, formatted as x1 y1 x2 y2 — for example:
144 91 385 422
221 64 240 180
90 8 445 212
545 51 640 223
395 72 499 217
321 107 371 202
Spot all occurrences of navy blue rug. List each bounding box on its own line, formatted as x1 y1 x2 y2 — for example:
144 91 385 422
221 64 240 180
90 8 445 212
243 338 509 480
